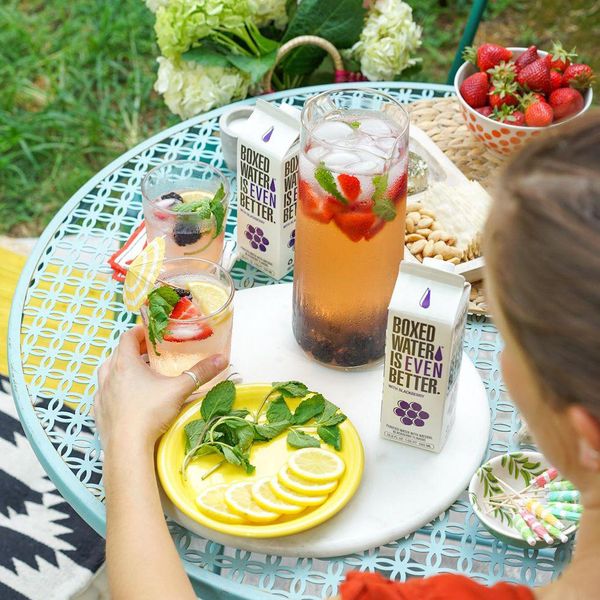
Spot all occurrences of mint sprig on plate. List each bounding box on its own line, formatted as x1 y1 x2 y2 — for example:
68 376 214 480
182 380 347 480
147 285 180 353
172 183 226 237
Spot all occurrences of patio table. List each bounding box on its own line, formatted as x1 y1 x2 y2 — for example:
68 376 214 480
8 82 574 600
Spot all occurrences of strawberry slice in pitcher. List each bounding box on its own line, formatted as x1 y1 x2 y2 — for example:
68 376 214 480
388 173 407 205
334 211 377 242
164 297 213 341
299 180 343 224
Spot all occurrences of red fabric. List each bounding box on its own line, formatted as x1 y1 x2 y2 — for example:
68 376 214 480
340 572 535 600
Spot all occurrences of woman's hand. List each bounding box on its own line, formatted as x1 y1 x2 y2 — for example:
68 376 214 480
94 325 227 451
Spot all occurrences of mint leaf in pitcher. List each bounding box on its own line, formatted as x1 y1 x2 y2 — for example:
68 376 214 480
315 163 348 205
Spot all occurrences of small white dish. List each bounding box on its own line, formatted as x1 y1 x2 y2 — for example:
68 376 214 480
469 451 579 549
219 106 254 172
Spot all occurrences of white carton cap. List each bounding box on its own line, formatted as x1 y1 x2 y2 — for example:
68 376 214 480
279 103 301 122
422 257 456 273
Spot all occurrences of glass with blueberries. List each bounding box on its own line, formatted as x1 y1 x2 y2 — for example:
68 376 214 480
142 161 230 263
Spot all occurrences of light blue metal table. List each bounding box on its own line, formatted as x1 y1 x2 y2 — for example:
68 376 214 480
8 82 573 599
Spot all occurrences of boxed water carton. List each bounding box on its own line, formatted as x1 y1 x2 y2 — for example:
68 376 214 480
236 99 300 280
380 258 470 453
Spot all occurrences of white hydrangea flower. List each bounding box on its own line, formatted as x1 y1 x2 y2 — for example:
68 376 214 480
155 56 250 119
145 0 170 12
350 0 422 81
248 0 288 29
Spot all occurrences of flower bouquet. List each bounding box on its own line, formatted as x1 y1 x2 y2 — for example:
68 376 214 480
145 0 422 119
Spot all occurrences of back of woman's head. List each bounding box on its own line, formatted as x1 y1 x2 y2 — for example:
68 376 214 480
484 110 600 417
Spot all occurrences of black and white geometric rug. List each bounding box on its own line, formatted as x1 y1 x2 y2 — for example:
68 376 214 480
0 376 105 600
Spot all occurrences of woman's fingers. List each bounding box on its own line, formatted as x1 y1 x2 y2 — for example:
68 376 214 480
118 325 146 359
174 355 228 398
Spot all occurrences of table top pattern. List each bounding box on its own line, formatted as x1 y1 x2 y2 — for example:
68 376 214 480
8 82 573 600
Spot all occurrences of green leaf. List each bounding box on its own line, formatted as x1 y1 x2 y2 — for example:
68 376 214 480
314 163 348 204
291 394 325 425
221 445 242 467
210 185 226 237
272 381 310 398
372 174 388 203
317 425 341 451
319 399 339 423
287 429 321 448
184 419 206 452
373 197 397 221
280 0 366 76
349 120 360 129
266 396 292 423
227 49 278 84
254 421 289 441
183 46 230 68
200 380 236 421
229 409 250 419
319 412 347 427
172 198 212 217
235 424 255 451
147 286 180 352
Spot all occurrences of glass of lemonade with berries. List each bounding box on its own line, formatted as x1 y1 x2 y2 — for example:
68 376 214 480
142 161 229 263
293 89 409 368
140 258 234 385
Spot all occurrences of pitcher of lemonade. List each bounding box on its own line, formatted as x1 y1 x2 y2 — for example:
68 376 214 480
292 89 409 368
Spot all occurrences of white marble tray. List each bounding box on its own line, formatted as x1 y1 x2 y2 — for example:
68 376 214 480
163 283 490 558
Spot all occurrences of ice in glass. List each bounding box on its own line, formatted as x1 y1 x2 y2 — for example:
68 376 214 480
141 258 234 385
293 89 409 368
142 161 229 263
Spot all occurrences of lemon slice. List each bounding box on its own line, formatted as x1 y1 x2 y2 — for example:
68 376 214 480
189 280 231 322
252 478 306 515
269 478 328 507
224 481 280 523
196 484 246 524
288 448 345 483
123 236 165 311
278 467 338 496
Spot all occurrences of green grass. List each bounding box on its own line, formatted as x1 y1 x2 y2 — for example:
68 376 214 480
0 0 597 236
0 0 176 236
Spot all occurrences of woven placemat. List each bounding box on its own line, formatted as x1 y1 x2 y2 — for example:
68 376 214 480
407 97 501 315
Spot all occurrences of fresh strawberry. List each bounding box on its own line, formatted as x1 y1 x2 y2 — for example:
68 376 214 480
299 180 342 224
514 45 539 72
333 211 376 242
524 101 554 127
550 70 563 91
549 87 584 120
460 72 489 108
545 41 577 72
464 43 512 72
492 105 525 126
476 106 494 117
387 173 407 205
165 297 213 341
562 63 595 91
487 61 517 84
517 58 551 94
170 296 200 320
337 174 361 202
489 82 519 109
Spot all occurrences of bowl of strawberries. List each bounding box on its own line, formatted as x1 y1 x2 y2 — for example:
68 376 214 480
454 42 594 155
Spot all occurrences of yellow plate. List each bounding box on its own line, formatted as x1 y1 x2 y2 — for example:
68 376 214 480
157 383 364 538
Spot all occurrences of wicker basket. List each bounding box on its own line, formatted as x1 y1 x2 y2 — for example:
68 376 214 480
262 35 366 92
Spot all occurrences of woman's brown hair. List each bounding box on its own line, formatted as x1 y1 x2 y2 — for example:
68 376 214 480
484 109 600 415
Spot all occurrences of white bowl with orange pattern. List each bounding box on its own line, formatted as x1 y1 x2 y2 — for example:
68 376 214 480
454 47 593 156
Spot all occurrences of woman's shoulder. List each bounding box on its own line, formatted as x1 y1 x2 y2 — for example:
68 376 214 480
340 571 535 600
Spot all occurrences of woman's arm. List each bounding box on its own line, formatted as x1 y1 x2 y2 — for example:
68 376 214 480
94 326 227 600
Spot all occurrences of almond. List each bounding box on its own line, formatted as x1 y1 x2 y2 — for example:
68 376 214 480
406 233 425 243
423 240 435 258
416 228 432 237
410 239 427 255
417 216 434 229
406 218 415 233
